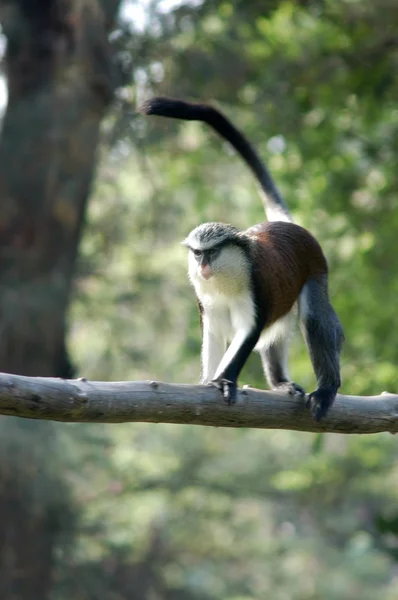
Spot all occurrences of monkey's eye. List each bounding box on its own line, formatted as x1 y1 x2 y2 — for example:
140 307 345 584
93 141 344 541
207 248 220 259
192 249 202 258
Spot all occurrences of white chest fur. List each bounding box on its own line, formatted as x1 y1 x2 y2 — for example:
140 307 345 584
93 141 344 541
189 245 256 342
202 288 256 341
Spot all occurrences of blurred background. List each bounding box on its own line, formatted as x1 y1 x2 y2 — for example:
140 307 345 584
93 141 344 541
0 0 397 598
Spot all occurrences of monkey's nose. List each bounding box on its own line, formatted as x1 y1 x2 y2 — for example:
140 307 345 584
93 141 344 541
200 264 212 279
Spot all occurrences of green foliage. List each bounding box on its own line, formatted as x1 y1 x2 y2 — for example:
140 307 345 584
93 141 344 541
61 0 398 597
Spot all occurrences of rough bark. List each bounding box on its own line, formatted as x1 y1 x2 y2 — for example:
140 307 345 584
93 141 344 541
0 2 121 598
0 373 396 434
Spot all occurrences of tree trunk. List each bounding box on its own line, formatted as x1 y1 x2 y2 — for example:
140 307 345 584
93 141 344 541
0 1 121 597
0 0 119 376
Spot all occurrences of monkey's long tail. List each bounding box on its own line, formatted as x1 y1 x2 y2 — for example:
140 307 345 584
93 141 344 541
140 96 292 223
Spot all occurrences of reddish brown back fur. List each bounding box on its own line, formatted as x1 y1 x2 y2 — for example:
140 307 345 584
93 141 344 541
246 222 328 324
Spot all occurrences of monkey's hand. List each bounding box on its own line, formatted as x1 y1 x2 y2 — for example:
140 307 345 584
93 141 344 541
210 377 237 405
306 387 337 422
273 382 305 397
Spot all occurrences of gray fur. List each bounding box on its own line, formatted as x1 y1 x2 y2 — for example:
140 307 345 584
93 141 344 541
183 222 246 251
299 276 344 421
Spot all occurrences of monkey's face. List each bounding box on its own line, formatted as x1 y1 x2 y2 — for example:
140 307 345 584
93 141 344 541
183 222 250 293
190 247 221 280
187 244 250 297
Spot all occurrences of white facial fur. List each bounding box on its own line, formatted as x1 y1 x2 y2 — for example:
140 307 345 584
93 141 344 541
188 244 250 299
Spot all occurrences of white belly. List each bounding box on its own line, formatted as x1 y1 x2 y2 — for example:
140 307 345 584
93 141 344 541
200 290 255 338
255 311 293 351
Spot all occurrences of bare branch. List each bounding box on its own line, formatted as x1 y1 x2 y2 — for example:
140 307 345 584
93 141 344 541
0 372 396 434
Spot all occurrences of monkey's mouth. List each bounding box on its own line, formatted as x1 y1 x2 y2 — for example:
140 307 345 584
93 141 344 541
199 265 213 280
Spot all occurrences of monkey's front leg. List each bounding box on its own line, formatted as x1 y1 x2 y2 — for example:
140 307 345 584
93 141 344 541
200 314 227 383
211 327 262 404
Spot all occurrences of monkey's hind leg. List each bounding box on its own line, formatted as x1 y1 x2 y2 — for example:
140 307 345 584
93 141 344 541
299 277 344 422
259 336 305 398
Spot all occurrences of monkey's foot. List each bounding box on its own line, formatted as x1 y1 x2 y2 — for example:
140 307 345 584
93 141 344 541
306 387 337 422
210 378 237 405
273 381 305 397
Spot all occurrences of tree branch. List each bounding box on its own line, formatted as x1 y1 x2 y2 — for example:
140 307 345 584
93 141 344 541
0 372 396 434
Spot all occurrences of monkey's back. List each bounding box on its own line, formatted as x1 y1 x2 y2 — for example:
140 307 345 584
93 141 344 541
246 221 328 324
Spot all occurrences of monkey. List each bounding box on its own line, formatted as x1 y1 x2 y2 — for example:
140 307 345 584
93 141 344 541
140 97 344 421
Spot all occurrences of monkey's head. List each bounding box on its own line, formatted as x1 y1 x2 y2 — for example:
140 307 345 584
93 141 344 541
182 223 251 292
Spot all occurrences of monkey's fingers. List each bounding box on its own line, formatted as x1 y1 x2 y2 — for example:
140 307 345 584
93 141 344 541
273 381 305 397
306 388 336 422
210 378 237 405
